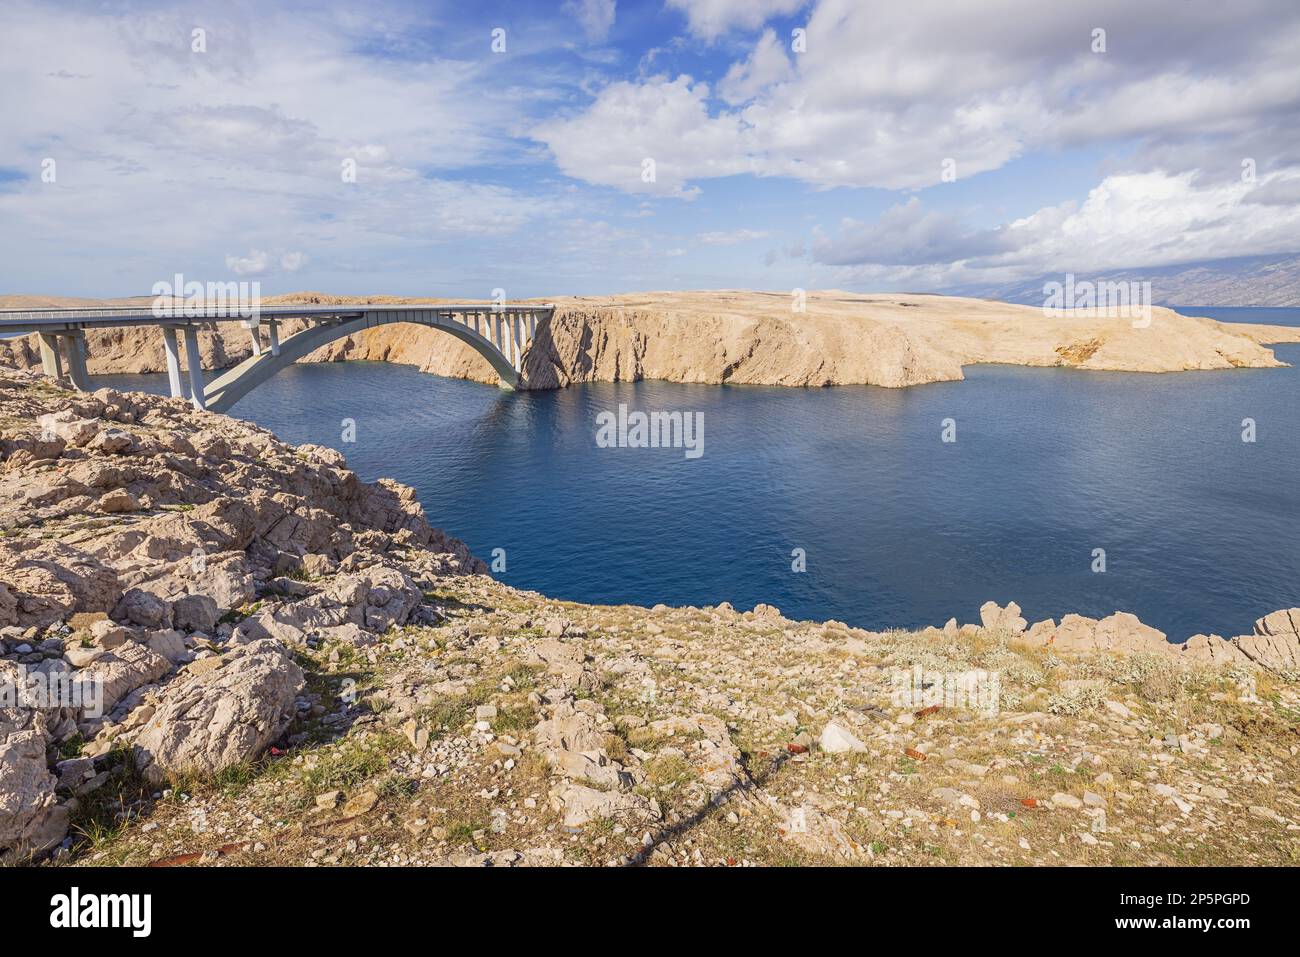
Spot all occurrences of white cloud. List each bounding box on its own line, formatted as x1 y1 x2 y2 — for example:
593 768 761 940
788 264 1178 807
6 0 1300 297
0 1 559 294
717 29 793 104
224 248 314 277
564 0 617 42
815 170 1300 285
533 76 751 197
698 229 771 245
225 250 271 276
538 0 1300 193
666 0 808 41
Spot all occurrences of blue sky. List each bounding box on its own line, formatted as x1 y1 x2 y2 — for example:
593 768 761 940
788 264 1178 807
2 0 1299 299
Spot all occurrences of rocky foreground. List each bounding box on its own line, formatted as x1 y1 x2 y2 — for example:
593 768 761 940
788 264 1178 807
4 291 1299 391
1 368 1298 867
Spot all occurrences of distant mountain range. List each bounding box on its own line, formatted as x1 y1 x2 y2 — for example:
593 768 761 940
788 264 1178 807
979 253 1300 307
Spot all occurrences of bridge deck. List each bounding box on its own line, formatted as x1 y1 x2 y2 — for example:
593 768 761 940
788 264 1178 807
0 303 553 335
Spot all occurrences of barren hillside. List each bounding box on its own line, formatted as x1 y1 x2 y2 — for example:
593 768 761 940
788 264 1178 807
3 291 1297 396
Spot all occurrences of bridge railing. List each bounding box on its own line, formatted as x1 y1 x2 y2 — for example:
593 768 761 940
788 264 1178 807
0 303 553 325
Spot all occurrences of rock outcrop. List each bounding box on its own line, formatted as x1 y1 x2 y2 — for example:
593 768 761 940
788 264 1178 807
0 710 67 857
0 367 484 860
1181 608 1300 675
131 640 304 782
981 600 1300 675
1018 611 1172 655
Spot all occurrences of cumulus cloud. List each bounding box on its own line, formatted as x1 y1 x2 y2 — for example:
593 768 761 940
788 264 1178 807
666 0 808 41
717 29 793 105
224 248 311 276
225 250 271 276
1243 174 1300 208
6 0 1300 297
0 1 558 294
533 76 751 197
538 0 1300 192
815 170 1300 284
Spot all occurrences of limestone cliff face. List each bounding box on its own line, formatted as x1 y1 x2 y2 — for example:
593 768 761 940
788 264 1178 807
2 291 1296 392
519 304 964 389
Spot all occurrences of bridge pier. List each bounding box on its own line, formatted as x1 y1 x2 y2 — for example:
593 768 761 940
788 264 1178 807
267 321 281 357
63 331 90 391
181 326 207 410
245 321 262 357
513 313 527 371
37 333 64 381
35 331 91 390
161 327 184 398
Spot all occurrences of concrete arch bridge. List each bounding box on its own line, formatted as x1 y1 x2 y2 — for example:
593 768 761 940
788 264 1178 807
0 303 553 412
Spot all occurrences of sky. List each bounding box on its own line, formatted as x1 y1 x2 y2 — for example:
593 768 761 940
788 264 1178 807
2 0 1300 299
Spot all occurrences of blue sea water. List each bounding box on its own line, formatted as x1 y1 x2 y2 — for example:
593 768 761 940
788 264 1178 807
97 306 1300 640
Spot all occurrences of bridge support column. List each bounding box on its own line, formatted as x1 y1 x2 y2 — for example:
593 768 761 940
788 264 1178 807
246 323 262 357
161 327 184 398
37 333 64 381
63 331 90 392
267 321 281 357
182 326 207 410
528 311 537 341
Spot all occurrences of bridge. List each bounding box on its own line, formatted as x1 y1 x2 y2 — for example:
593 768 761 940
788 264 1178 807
0 303 554 412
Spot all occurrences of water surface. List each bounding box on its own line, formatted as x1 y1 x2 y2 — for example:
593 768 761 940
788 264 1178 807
98 306 1300 639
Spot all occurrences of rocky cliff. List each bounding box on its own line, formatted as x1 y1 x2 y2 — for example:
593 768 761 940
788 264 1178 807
4 292 1298 397
1 369 1298 866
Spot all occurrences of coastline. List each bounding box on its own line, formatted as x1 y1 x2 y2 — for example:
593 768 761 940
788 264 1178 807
3 291 1297 393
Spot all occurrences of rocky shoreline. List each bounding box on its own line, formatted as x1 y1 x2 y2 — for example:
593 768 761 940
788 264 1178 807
2 367 1298 866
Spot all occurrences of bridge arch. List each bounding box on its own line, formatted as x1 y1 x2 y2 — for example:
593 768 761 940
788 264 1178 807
202 308 539 412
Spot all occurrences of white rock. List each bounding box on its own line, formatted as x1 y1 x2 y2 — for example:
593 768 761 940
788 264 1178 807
819 721 866 754
1104 700 1134 719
